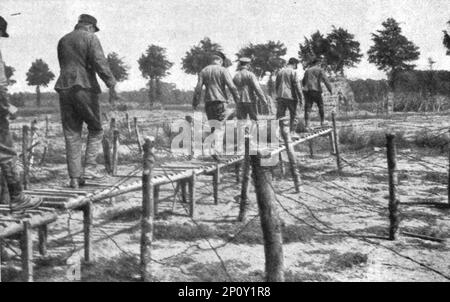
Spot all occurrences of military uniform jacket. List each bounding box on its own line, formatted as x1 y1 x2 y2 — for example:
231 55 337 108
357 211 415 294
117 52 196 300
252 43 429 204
55 27 116 94
233 67 266 104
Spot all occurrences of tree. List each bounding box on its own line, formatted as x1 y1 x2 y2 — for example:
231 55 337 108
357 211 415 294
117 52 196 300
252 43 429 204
236 41 287 79
443 20 450 55
107 52 130 105
298 28 362 75
4 65 16 86
138 45 173 107
367 18 420 89
327 26 363 75
26 59 55 107
298 31 331 70
181 37 224 75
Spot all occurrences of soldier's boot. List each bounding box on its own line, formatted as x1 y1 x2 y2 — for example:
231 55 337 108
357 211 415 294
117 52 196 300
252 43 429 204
82 130 106 181
0 161 42 211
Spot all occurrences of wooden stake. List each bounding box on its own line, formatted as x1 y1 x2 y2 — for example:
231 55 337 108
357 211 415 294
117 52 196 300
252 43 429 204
331 112 342 172
22 125 30 190
141 137 155 282
188 171 196 218
181 180 187 204
102 136 112 174
0 176 10 206
134 117 143 154
279 118 300 193
278 153 285 177
308 141 314 158
386 133 400 241
125 113 132 138
83 203 92 262
329 132 337 155
250 154 284 282
448 129 450 205
213 163 220 205
40 115 50 165
38 225 48 256
153 185 160 217
28 120 38 167
21 221 33 282
112 129 119 176
238 137 251 222
235 163 241 183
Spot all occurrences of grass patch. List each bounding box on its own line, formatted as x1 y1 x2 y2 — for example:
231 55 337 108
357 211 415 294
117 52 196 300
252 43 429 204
325 251 368 272
187 260 251 282
82 255 142 282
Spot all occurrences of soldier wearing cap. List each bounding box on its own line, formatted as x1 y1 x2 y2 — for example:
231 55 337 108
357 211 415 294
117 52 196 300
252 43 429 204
55 14 117 188
275 57 303 132
193 51 239 159
302 56 333 129
0 16 42 209
233 57 267 121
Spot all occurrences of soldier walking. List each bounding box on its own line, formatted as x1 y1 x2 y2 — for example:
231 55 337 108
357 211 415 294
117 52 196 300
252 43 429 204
302 57 333 129
193 51 239 159
275 57 303 133
55 14 117 188
233 57 267 121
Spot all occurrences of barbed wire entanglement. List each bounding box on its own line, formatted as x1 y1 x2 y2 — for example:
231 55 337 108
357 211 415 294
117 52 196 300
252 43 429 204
1 111 449 282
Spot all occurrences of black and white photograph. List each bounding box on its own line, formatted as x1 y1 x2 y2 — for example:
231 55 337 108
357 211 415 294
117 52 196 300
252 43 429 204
0 0 449 285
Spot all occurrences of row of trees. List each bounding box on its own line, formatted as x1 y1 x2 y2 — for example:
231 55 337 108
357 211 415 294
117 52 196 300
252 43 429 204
6 18 450 107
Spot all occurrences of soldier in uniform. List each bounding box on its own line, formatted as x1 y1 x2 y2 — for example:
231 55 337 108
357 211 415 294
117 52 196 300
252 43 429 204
193 51 239 159
55 14 117 188
275 57 303 133
0 16 42 209
233 57 267 121
302 57 333 129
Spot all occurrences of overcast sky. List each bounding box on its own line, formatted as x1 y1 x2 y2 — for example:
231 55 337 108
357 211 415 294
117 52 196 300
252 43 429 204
1 0 449 93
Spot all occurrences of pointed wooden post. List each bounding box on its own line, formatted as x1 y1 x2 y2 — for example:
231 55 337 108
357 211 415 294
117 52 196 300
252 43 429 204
250 154 284 282
40 115 50 165
134 117 143 154
22 125 30 190
153 185 160 217
238 136 251 222
331 112 342 172
141 137 155 282
125 113 132 138
83 202 92 262
21 221 33 282
213 163 220 205
279 118 300 193
102 136 112 174
386 133 400 240
38 225 48 256
112 129 120 176
188 171 196 218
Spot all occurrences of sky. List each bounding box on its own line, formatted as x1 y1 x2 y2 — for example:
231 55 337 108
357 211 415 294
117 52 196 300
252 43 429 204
1 0 449 93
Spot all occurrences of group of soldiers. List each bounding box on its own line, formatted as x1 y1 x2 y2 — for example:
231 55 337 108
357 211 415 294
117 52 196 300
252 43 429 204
0 13 333 210
193 51 333 158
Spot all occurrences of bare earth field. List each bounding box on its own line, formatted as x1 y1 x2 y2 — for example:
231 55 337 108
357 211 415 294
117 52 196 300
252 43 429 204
1 109 449 282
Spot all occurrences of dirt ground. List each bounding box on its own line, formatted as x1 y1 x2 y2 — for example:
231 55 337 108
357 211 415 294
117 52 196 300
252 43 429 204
1 109 449 282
